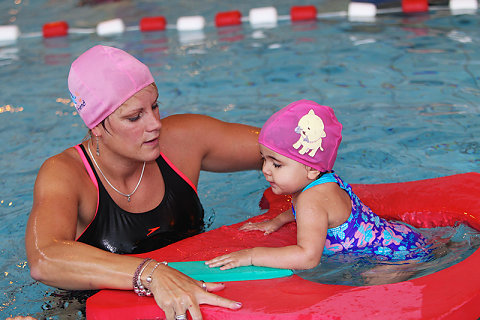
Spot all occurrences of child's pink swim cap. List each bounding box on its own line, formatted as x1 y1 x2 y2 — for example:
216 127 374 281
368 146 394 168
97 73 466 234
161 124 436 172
259 100 342 172
68 45 154 129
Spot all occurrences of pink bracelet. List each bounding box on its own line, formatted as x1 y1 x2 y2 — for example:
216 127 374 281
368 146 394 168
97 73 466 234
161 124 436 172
133 259 168 297
133 258 152 296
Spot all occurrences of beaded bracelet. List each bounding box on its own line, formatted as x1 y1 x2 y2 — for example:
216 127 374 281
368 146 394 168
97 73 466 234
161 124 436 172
133 258 153 296
132 258 151 289
144 261 168 291
133 259 168 296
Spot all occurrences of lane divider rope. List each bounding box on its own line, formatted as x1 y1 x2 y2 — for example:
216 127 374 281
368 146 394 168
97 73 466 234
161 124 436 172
0 1 477 42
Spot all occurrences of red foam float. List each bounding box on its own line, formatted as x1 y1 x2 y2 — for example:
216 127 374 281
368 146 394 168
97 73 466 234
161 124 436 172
139 16 167 32
291 5 318 21
87 172 480 319
42 21 69 38
402 0 429 13
215 10 242 27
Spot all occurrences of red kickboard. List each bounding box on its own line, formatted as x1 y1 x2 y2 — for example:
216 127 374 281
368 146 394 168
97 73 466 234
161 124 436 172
87 172 480 319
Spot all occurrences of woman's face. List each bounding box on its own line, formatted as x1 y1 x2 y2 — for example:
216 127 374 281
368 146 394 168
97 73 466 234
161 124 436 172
95 84 162 161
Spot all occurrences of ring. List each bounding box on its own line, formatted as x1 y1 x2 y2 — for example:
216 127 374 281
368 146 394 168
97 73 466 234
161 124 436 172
175 314 187 320
200 280 207 291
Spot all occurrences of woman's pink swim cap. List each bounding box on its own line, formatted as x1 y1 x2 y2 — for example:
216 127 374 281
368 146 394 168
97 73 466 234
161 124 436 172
259 100 343 172
68 45 154 129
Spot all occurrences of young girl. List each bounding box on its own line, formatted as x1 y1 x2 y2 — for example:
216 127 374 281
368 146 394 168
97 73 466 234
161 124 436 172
206 99 430 272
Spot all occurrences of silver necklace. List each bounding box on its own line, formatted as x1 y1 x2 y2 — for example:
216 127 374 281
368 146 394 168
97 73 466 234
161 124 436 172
87 141 146 202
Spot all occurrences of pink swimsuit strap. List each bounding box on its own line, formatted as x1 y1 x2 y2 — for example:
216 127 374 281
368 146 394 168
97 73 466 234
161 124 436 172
160 152 198 194
74 144 99 241
74 144 98 189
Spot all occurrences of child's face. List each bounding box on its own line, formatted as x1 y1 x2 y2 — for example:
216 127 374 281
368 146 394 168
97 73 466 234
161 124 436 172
260 145 311 195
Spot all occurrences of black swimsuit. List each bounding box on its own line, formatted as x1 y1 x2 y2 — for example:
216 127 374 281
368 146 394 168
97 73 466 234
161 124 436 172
74 144 204 254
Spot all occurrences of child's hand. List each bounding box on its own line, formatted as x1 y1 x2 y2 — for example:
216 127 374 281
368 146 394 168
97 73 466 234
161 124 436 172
205 249 253 270
239 220 282 235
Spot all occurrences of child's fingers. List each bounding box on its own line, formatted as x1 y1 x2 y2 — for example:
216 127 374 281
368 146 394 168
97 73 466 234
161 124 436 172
206 255 242 270
219 263 238 270
208 259 231 269
239 223 254 231
242 225 266 232
239 222 261 230
240 220 272 232
205 254 230 267
216 257 239 270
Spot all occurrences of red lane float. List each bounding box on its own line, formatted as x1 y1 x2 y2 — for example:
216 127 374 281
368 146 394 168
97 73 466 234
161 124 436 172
87 172 480 319
139 16 167 32
42 21 69 38
215 10 242 27
402 0 429 13
290 5 318 21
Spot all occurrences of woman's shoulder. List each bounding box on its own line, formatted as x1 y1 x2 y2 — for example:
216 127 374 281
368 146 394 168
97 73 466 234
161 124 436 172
36 146 89 187
161 113 255 137
41 146 82 169
159 113 234 160
162 113 214 127
160 113 261 173
160 114 209 146
31 145 96 237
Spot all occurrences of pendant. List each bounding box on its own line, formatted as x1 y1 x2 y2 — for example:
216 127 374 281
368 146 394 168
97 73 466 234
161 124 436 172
127 196 131 202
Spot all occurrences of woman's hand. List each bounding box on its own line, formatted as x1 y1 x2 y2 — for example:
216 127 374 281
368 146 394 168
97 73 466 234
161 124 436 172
239 220 282 235
205 249 253 270
148 264 242 320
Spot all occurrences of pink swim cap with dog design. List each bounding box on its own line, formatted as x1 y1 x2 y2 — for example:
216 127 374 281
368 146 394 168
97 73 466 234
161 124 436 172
68 45 154 129
259 99 343 172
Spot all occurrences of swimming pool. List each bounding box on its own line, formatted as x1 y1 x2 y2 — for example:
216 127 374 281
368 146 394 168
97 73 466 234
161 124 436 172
1 0 479 318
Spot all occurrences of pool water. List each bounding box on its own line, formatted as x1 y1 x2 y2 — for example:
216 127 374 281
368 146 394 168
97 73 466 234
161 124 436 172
1 0 479 318
295 223 480 286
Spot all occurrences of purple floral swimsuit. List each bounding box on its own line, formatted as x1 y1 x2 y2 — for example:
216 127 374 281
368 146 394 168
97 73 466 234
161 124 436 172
292 173 431 261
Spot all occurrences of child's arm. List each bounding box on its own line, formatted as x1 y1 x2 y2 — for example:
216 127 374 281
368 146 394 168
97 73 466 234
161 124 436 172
206 189 329 270
239 209 295 235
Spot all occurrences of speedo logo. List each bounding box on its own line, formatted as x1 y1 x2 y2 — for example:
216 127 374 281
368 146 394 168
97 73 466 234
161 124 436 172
70 91 86 112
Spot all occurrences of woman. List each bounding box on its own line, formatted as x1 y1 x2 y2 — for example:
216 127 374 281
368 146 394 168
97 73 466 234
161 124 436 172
25 45 262 320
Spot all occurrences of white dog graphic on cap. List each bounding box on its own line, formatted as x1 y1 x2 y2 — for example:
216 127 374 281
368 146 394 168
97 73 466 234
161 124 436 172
292 109 326 157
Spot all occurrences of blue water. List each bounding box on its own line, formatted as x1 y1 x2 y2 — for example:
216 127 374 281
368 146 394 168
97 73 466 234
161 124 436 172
1 0 479 318
296 223 480 286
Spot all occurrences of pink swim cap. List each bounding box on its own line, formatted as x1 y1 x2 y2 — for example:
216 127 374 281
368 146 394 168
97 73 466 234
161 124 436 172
68 45 154 129
259 100 342 172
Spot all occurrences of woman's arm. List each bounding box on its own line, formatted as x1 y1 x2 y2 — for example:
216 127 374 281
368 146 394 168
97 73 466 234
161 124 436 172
26 154 138 290
25 153 241 320
160 114 262 179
